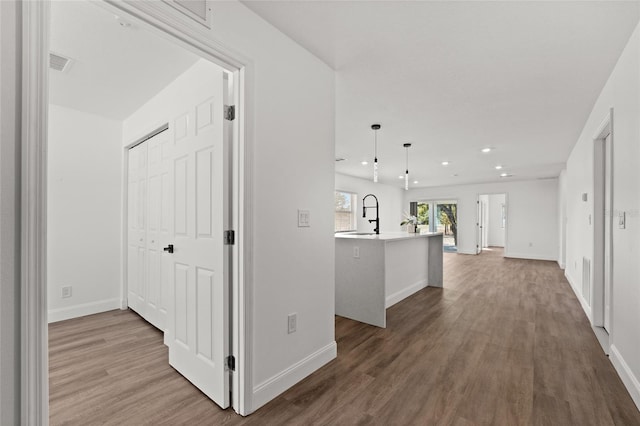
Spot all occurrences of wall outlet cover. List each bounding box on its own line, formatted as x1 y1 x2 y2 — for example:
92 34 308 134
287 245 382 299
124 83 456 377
287 313 297 334
62 286 72 298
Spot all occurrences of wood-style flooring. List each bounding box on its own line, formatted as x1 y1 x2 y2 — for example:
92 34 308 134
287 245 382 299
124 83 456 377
49 248 640 425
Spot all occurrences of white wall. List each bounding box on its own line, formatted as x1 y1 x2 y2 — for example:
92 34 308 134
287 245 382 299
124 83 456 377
122 2 337 413
335 173 405 233
0 1 21 423
487 194 506 247
557 169 567 269
406 179 558 260
47 104 123 322
563 22 640 408
123 60 216 140
0 0 336 418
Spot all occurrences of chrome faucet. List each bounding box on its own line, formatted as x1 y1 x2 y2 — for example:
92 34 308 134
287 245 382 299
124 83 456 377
362 194 380 234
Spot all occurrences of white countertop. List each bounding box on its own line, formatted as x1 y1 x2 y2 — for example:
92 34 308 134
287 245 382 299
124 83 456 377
335 232 443 241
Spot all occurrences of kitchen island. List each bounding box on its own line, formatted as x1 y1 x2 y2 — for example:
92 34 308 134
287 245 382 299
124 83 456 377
335 232 443 328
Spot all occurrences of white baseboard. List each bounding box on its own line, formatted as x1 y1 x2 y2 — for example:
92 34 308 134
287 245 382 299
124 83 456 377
565 271 592 322
610 345 640 411
251 341 337 412
504 252 557 261
557 260 565 270
385 279 428 308
48 298 121 323
456 249 476 255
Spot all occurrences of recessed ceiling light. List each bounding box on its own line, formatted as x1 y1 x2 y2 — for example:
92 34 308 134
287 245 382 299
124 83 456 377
413 180 419 184
361 161 368 165
441 161 449 166
495 165 503 170
500 173 512 178
481 148 492 153
398 175 404 179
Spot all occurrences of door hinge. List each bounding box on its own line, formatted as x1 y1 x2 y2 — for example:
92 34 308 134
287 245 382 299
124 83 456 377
224 230 235 245
224 105 235 121
226 355 236 371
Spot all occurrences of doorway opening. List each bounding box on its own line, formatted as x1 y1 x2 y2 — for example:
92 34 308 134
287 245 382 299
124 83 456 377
592 110 613 349
413 200 458 252
476 193 507 255
44 0 244 420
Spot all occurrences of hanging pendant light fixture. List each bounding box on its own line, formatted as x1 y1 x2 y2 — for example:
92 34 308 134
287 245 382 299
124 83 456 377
371 124 381 183
403 143 412 190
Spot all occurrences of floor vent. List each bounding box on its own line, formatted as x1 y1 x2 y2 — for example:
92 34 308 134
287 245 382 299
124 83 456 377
49 52 71 72
582 257 591 306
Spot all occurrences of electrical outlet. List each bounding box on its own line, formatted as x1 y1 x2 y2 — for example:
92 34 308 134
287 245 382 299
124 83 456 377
353 246 360 258
288 313 297 334
62 286 72 298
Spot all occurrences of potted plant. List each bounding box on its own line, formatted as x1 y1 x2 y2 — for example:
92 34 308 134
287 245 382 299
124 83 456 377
400 213 418 233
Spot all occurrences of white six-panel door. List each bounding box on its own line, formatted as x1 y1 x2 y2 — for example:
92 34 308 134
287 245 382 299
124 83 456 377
127 65 229 409
165 65 229 408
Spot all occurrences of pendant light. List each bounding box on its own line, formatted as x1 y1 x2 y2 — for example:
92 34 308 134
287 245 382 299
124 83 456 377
372 124 381 183
403 143 412 190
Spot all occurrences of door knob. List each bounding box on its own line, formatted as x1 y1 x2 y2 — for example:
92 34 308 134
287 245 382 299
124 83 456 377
163 244 174 254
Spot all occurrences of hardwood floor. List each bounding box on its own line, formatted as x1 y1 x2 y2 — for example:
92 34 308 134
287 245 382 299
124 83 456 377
49 249 640 425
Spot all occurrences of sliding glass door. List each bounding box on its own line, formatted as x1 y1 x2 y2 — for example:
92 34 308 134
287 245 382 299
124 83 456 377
415 200 457 252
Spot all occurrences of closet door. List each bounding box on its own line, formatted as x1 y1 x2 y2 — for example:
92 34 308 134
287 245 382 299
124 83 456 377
127 143 148 316
127 131 170 331
145 131 171 330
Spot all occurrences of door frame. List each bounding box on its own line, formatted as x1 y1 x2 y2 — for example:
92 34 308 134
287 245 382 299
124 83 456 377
21 0 255 421
592 108 614 351
476 193 508 256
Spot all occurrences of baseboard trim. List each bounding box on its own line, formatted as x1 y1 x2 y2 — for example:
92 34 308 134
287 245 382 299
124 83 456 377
456 249 476 255
385 279 428 308
610 345 640 411
48 298 121 323
252 341 337 412
565 271 592 322
504 252 557 261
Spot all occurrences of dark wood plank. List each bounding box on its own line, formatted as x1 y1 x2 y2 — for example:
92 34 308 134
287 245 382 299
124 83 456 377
49 248 640 425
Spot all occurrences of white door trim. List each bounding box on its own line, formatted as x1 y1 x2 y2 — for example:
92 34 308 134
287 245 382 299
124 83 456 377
591 108 614 352
21 1 50 424
22 0 255 420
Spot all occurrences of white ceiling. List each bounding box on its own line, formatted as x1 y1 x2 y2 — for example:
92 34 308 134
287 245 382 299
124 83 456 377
243 1 640 188
49 1 200 121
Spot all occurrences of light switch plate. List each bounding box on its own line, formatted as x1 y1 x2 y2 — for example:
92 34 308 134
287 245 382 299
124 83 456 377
619 211 626 229
298 209 310 227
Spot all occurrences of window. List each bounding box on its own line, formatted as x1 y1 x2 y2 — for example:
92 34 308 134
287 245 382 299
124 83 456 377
335 190 357 232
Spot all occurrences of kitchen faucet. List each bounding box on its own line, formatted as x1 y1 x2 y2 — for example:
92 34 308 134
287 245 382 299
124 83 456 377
362 194 380 234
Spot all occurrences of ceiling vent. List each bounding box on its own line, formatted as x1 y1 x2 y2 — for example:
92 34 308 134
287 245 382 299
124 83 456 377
335 157 346 162
49 52 71 72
